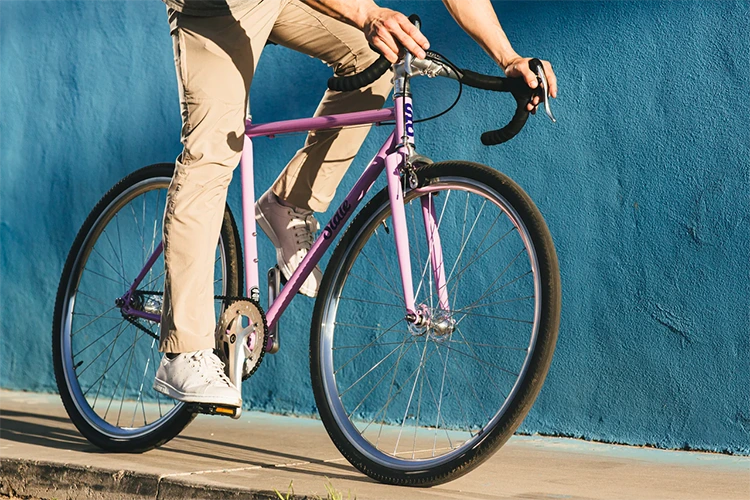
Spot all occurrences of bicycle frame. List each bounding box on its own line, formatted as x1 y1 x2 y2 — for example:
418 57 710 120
120 63 451 353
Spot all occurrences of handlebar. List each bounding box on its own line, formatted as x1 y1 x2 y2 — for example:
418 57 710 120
459 60 554 145
327 56 391 92
327 14 423 92
327 15 555 146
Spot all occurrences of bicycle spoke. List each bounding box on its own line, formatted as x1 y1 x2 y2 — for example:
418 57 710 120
334 317 405 375
333 340 411 351
82 267 126 287
78 320 130 378
74 319 124 358
338 338 411 398
92 320 128 408
358 249 400 298
114 215 129 289
130 202 147 264
83 327 134 397
346 336 415 420
339 296 404 310
373 227 398 296
348 273 403 301
441 331 518 379
449 249 526 317
446 225 515 291
139 269 166 292
71 306 120 337
131 336 156 428
103 327 140 421
149 344 165 417
446 339 527 351
450 295 533 315
445 198 487 284
89 246 128 286
453 268 533 328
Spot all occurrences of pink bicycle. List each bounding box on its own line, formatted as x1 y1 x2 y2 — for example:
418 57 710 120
53 18 561 486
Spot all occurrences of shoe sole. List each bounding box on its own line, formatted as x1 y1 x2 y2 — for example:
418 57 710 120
255 201 318 298
153 379 241 407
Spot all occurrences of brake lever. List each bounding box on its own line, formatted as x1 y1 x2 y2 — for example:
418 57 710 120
529 59 556 123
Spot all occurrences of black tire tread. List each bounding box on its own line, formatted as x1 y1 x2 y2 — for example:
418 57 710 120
52 163 242 453
310 161 561 486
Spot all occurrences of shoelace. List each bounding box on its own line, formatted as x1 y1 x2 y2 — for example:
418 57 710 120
190 350 232 386
289 210 319 250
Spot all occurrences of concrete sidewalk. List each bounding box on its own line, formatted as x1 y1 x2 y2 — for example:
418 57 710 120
0 390 748 500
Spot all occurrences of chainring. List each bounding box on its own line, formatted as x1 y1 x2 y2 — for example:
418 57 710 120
215 299 268 381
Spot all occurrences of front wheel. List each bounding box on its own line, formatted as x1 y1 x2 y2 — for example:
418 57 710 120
310 161 561 485
52 163 242 452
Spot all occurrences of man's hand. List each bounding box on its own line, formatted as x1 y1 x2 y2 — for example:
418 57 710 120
359 7 430 63
503 57 558 112
301 1 430 63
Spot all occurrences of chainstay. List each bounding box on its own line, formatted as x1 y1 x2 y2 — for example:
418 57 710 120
122 295 261 342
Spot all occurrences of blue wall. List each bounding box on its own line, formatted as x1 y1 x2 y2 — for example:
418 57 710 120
1 1 748 454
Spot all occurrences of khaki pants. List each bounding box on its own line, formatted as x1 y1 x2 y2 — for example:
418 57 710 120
160 0 392 353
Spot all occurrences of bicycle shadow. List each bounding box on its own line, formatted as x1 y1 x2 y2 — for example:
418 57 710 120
0 409 372 484
0 409 95 452
167 433 369 483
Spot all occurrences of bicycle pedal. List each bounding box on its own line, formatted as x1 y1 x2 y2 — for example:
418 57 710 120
186 402 242 419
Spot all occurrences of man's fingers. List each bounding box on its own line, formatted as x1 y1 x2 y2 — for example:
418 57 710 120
399 17 430 51
363 9 431 62
522 67 539 90
542 60 558 98
506 61 539 89
379 16 427 59
392 28 427 59
371 37 399 63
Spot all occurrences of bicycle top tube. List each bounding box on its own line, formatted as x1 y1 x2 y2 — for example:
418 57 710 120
245 107 396 139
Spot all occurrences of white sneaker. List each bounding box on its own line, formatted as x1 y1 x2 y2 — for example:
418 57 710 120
153 349 242 407
255 190 322 297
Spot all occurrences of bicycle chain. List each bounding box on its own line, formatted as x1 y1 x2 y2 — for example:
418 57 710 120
124 315 160 340
122 294 254 342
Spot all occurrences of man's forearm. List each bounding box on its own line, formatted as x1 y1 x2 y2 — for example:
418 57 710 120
441 0 520 69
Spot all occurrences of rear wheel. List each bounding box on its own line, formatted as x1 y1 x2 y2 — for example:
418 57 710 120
52 163 242 452
311 161 560 485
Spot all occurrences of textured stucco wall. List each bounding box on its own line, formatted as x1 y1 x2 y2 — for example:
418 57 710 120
1 1 748 454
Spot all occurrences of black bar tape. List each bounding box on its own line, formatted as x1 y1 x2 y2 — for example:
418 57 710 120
480 98 530 145
457 68 534 146
467 59 549 146
327 56 391 92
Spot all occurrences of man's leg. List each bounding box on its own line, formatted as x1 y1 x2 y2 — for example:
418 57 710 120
254 0 392 297
156 3 280 405
268 0 393 213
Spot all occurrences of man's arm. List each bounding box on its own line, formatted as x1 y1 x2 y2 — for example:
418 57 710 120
300 0 429 63
442 0 557 106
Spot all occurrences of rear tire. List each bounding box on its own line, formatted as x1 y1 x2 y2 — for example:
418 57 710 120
310 161 560 485
52 163 242 452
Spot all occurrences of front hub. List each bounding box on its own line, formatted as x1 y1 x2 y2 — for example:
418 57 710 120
407 305 455 342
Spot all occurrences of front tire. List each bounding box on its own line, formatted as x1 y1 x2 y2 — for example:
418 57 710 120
310 161 561 485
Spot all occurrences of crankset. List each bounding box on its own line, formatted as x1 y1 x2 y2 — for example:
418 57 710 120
215 299 268 388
